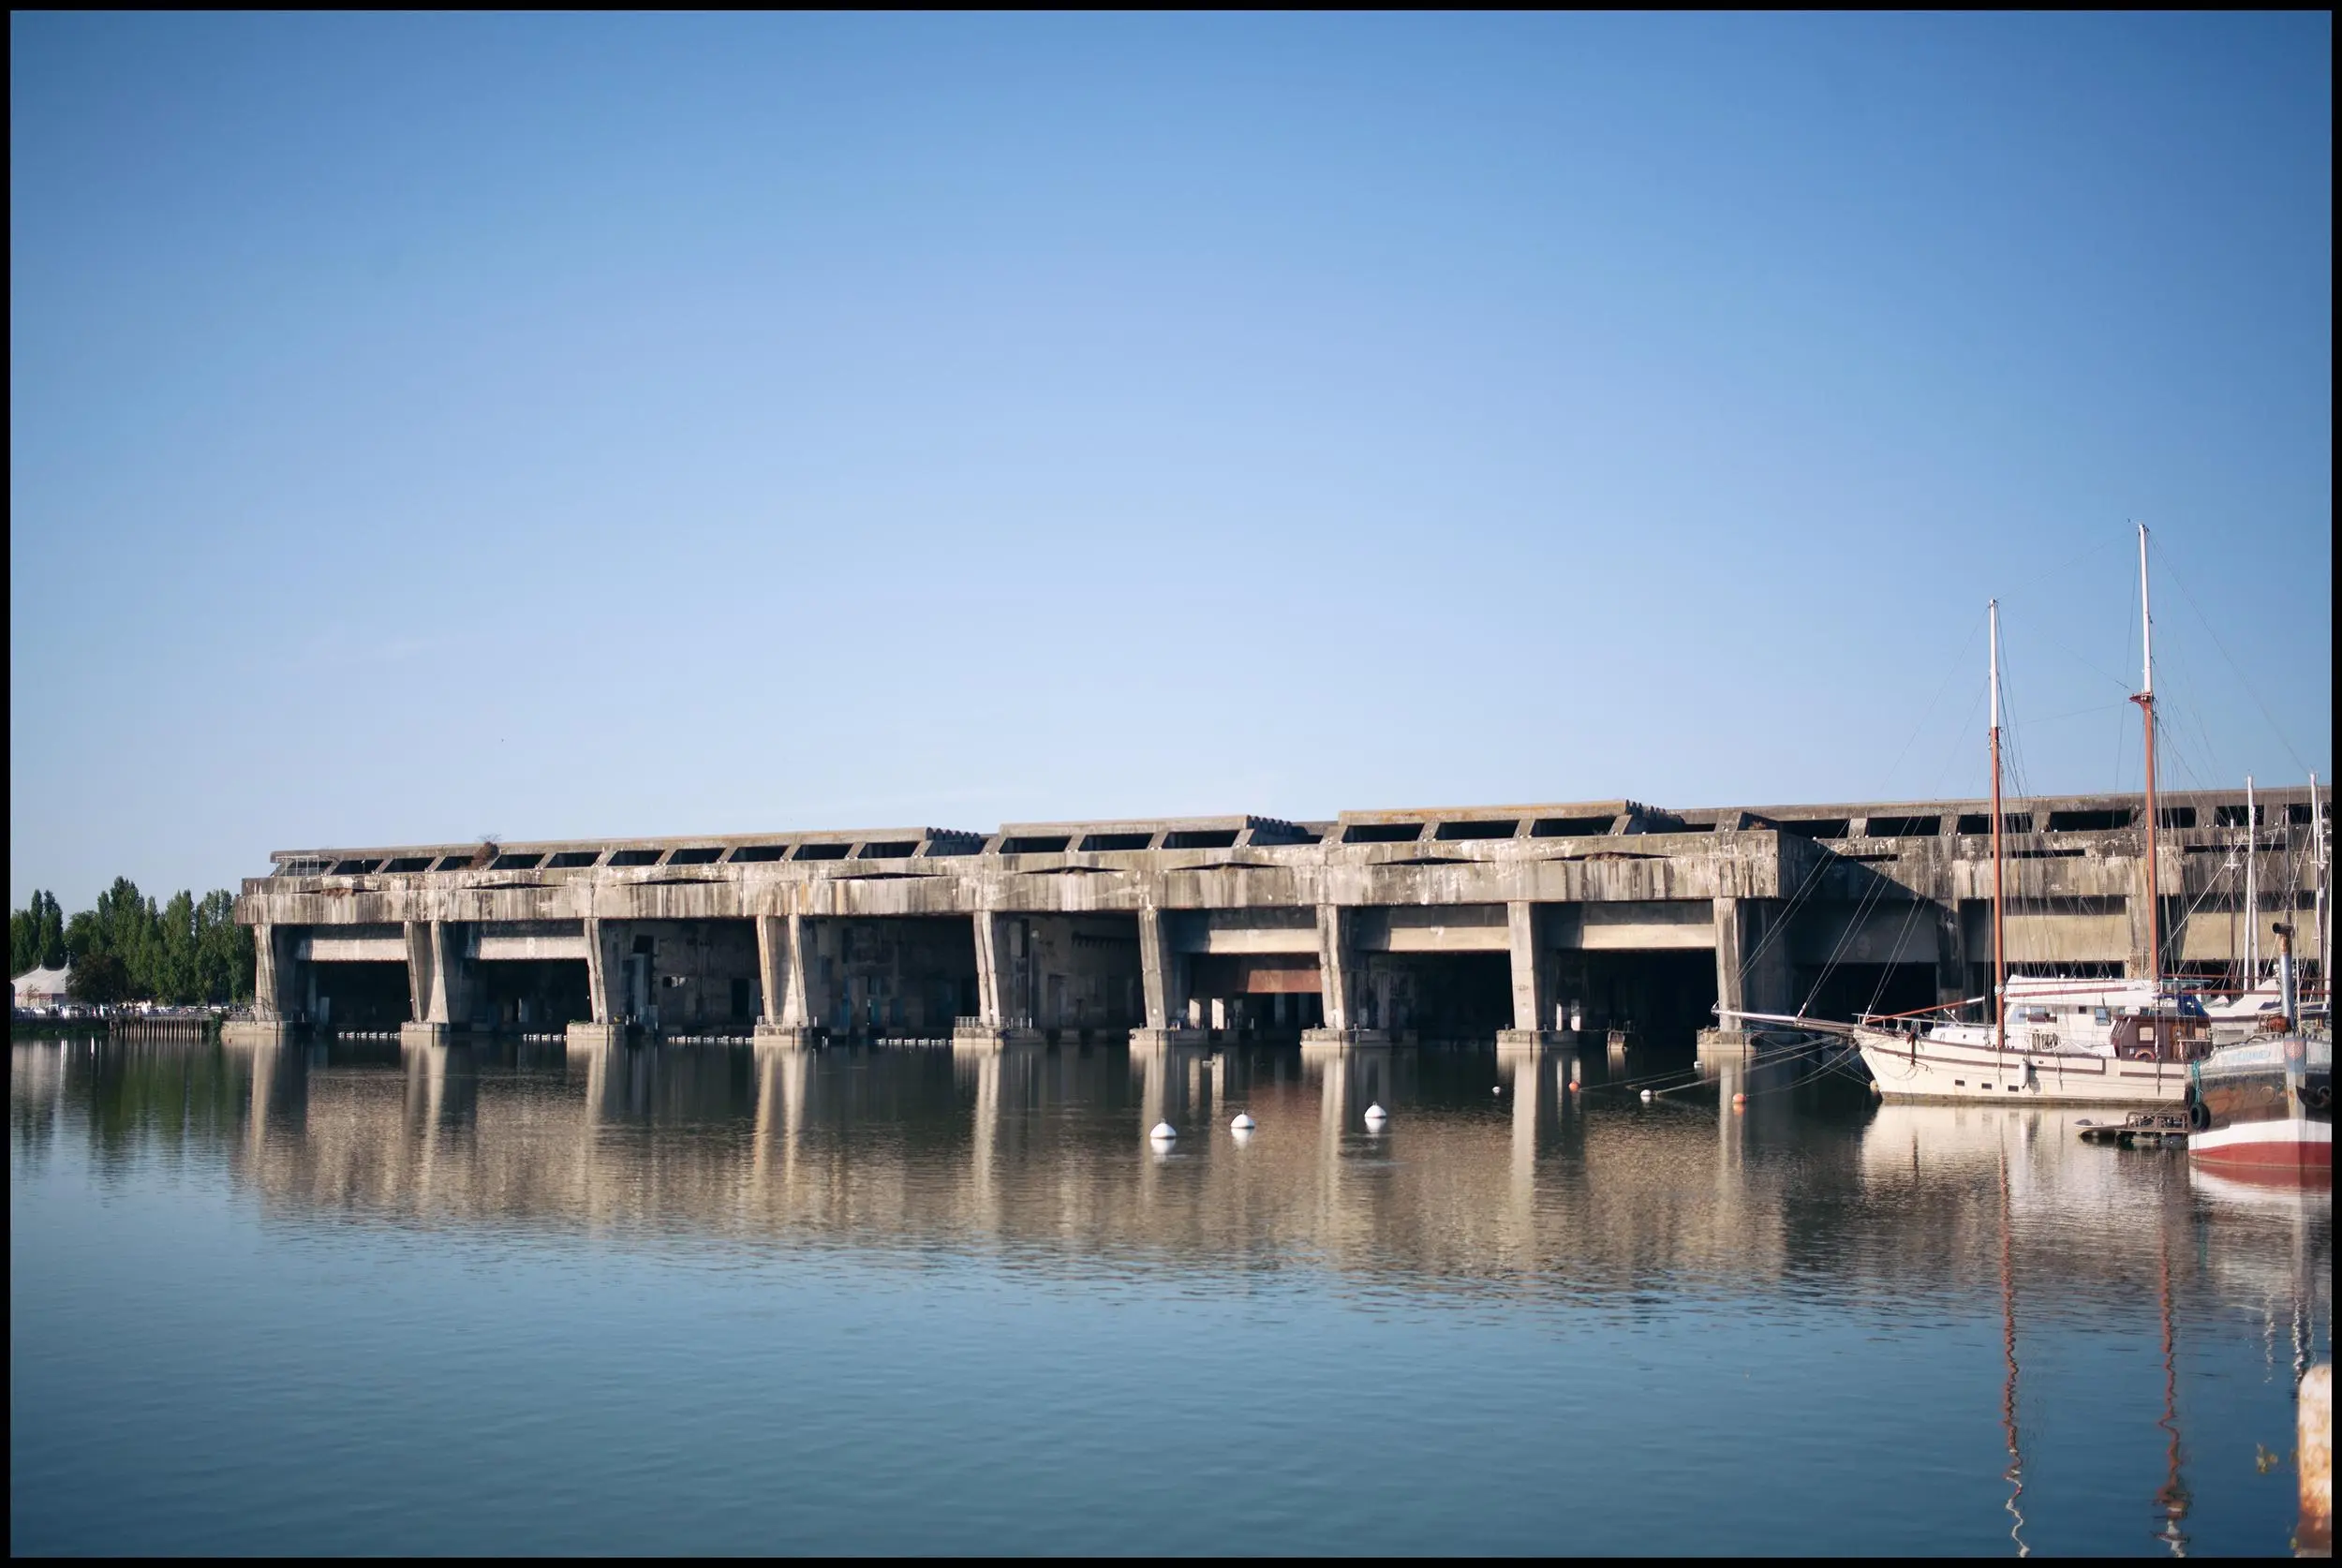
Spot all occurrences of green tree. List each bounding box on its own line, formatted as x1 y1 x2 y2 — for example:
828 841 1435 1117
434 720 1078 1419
36 880 250 1003
64 909 100 967
67 949 130 1004
86 878 164 999
9 902 39 976
155 891 200 1003
193 891 254 1003
9 891 67 975
38 890 66 968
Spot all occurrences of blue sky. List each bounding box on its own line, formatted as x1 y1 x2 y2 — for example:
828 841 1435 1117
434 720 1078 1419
9 13 2331 909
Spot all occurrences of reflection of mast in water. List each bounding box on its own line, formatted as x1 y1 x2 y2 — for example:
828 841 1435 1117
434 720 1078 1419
2155 1224 2191 1556
1998 1146 2029 1557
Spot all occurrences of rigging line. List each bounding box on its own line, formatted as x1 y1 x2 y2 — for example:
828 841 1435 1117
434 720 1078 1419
1742 1038 1874 1098
1804 676 1987 1015
1873 605 1989 800
1805 857 1903 1014
1733 824 1845 990
2150 534 2316 778
1998 532 2131 602
2024 701 2133 726
2033 627 2140 695
2146 647 2225 799
1646 1037 1845 1100
1860 892 1931 1019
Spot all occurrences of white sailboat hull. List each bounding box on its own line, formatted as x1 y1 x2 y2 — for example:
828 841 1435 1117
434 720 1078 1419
1855 1029 2190 1105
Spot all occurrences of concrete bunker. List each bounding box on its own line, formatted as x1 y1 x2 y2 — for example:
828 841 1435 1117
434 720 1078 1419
467 920 593 1033
1341 906 1517 1041
615 919 762 1036
805 915 982 1040
1555 949 1718 1050
1185 954 1326 1037
983 913 1143 1040
295 925 409 1033
1353 951 1513 1039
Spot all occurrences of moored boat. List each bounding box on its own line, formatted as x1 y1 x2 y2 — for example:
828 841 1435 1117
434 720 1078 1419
2188 1031 2332 1176
1855 1009 2207 1105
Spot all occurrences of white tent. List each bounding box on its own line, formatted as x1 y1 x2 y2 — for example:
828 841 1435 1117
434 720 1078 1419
11 964 71 1008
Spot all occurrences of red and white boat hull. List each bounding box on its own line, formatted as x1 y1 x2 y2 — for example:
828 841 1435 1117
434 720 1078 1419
2187 1113 2331 1171
2186 1033 2332 1179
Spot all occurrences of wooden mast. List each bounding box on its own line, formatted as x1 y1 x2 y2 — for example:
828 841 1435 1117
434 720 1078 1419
2130 523 2161 1002
1991 599 2007 1054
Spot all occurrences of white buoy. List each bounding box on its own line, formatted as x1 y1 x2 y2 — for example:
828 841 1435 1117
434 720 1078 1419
1639 1088 1653 1102
1231 1113 1256 1132
1149 1121 1177 1141
1364 1102 1387 1125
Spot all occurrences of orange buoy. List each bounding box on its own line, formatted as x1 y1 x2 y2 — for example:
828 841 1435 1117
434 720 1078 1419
1731 1092 1746 1112
1566 1080 1579 1091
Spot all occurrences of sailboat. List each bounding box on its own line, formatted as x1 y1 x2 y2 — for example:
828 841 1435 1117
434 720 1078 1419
1730 527 2213 1103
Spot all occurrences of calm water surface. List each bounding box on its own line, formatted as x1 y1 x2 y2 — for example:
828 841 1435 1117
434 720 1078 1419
10 1035 2330 1555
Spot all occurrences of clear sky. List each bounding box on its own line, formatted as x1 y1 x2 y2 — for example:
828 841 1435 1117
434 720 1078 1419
9 13 2332 910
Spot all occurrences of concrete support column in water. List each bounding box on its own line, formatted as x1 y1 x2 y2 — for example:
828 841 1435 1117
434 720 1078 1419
566 918 630 1052
1131 907 1202 1047
753 913 815 1049
226 924 302 1046
1303 905 1386 1046
1712 896 1790 1042
398 926 466 1048
958 912 1037 1052
400 920 472 1048
1499 901 1565 1051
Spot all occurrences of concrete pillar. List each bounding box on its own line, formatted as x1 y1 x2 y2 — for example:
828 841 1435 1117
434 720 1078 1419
259 923 302 1020
1498 901 1563 1051
754 914 814 1049
1133 907 1201 1048
1303 905 1385 1046
973 912 1007 1027
402 921 472 1048
781 914 812 1028
957 912 1037 1052
1712 896 1791 1042
567 917 630 1052
1316 905 1354 1030
225 924 301 1046
252 923 281 1020
401 921 438 1047
431 923 471 1024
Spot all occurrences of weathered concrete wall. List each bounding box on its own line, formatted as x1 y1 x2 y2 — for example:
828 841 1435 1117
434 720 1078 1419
235 786 2328 1040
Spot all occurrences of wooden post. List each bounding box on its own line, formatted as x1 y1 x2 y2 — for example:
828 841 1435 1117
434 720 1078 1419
2304 1363 2332 1556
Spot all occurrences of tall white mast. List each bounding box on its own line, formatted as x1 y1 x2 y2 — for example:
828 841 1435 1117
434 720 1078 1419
1990 599 2006 1054
2245 775 2259 984
2131 524 2162 999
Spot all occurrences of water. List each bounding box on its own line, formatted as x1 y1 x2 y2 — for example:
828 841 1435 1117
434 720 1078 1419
10 1035 2329 1555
